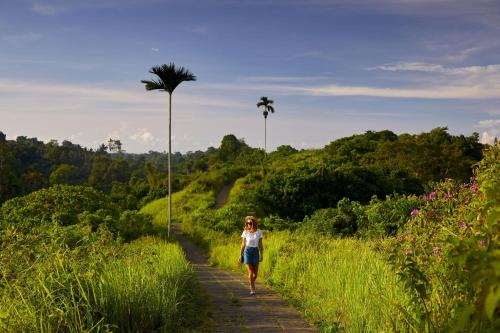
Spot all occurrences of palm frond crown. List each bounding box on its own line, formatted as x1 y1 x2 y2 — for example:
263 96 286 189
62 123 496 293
257 96 275 118
141 63 196 94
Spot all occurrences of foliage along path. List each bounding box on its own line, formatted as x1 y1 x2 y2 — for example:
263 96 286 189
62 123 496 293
172 224 317 333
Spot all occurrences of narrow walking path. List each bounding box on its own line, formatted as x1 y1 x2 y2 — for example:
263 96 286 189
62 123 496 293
215 182 234 208
172 224 317 333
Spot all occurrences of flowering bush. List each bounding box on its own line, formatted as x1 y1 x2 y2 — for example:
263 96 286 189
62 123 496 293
387 142 499 332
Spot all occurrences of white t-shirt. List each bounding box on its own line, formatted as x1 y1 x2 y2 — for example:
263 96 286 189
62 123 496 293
241 229 263 248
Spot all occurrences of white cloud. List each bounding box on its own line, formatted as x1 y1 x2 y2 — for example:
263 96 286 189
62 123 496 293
2 32 42 42
184 26 209 35
241 76 331 82
69 132 83 141
200 79 500 99
292 83 500 99
445 46 484 63
0 79 160 105
30 0 164 16
105 122 128 141
477 119 500 128
0 78 250 152
476 118 500 144
0 58 97 71
486 110 500 116
198 60 500 99
105 123 159 149
151 48 159 52
287 51 336 62
481 131 498 144
0 79 246 110
372 62 500 75
32 3 62 15
130 129 154 143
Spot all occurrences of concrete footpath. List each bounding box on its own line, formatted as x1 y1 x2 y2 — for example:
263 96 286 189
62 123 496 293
172 224 317 333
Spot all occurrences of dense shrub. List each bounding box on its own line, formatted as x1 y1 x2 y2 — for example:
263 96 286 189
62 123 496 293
117 210 154 241
49 163 80 185
387 143 500 332
0 185 111 231
255 164 422 221
1 185 154 243
300 195 421 238
261 214 299 231
301 198 364 237
360 194 421 238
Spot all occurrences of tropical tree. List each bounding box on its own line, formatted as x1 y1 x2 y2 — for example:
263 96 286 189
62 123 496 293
257 96 275 158
141 63 196 238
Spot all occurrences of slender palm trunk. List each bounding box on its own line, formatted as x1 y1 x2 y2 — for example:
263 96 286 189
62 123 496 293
264 116 267 160
168 92 172 238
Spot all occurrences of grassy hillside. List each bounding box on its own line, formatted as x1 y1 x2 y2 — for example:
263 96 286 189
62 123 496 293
0 186 207 332
1 129 495 332
142 140 499 332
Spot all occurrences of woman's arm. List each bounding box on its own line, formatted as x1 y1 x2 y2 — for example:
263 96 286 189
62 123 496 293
258 238 264 262
239 238 246 262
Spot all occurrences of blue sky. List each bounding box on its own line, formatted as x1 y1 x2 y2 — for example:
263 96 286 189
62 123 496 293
1 0 500 153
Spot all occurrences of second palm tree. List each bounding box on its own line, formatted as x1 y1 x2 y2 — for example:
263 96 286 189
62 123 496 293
257 96 275 159
141 63 196 238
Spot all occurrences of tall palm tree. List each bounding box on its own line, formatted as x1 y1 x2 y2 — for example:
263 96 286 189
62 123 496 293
141 63 196 238
256 96 275 158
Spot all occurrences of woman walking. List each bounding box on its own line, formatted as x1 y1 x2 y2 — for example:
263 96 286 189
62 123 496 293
239 216 264 295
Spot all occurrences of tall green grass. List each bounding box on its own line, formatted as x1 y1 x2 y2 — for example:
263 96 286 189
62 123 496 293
140 187 215 227
1 250 106 333
91 237 199 332
182 222 411 332
0 232 202 332
0 224 118 332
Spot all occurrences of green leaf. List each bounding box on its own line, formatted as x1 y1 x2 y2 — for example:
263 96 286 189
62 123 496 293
484 285 500 320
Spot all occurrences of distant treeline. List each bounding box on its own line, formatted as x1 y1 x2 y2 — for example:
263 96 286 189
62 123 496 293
0 131 217 206
0 128 484 210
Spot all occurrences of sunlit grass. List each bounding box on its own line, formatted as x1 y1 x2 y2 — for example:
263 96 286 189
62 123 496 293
0 235 200 332
91 237 197 332
140 188 215 227
182 223 410 332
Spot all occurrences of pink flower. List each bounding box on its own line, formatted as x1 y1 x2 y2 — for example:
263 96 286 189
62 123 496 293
471 185 478 193
479 240 486 248
444 192 452 199
432 246 440 256
411 209 419 217
459 221 467 228
429 191 437 200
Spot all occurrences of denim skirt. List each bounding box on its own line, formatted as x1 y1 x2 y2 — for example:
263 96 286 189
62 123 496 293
243 246 259 265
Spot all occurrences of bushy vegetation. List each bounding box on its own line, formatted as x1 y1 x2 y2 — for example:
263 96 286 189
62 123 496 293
0 185 109 230
141 130 496 332
1 128 494 332
0 184 205 332
300 194 422 238
0 131 221 206
0 185 153 241
387 143 500 332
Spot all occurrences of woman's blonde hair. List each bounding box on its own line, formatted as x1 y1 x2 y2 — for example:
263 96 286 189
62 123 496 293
244 215 258 231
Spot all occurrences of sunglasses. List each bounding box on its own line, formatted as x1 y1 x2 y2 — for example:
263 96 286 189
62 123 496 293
245 221 255 225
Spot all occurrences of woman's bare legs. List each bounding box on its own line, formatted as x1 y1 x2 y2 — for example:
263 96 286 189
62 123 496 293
246 264 259 292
